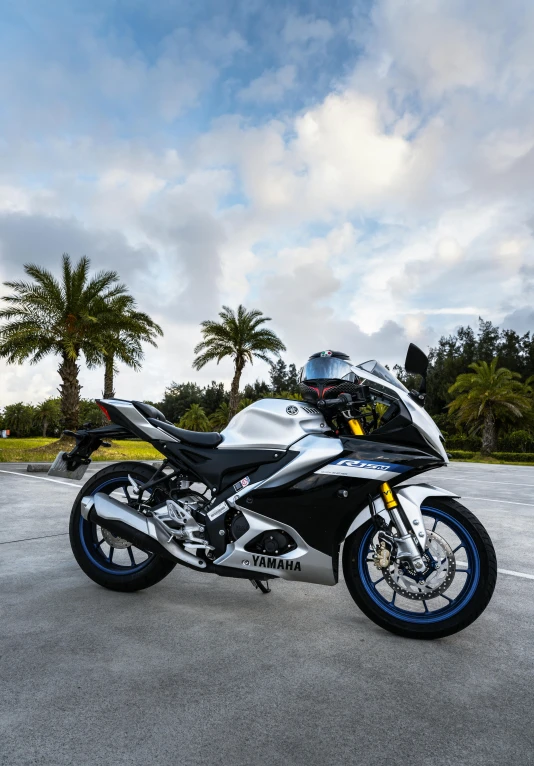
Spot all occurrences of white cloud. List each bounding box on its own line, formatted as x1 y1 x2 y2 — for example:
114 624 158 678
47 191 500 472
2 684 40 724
2 0 534 406
238 65 297 103
283 15 334 44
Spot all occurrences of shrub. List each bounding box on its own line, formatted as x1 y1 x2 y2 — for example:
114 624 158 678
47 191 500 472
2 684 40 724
498 430 534 453
431 413 451 433
448 449 534 463
492 452 534 462
445 434 482 451
448 450 476 460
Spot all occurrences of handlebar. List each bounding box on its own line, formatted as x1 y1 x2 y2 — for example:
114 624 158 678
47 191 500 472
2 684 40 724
317 394 352 409
316 385 372 410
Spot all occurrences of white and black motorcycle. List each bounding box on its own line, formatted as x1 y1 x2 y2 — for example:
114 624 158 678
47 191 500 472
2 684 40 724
57 344 497 640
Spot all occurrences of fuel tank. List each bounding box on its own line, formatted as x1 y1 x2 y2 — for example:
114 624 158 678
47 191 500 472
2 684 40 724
219 399 328 450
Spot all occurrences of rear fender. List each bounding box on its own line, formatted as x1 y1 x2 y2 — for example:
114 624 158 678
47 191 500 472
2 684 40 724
344 483 460 540
49 424 132 477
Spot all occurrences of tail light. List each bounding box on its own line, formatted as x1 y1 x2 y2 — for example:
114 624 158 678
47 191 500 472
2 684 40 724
97 402 111 421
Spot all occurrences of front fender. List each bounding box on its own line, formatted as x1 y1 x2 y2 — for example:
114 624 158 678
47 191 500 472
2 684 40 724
344 483 460 540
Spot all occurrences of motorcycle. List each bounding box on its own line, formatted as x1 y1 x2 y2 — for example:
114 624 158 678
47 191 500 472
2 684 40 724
55 344 497 639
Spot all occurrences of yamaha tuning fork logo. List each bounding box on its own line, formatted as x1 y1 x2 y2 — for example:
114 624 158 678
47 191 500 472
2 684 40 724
286 405 299 415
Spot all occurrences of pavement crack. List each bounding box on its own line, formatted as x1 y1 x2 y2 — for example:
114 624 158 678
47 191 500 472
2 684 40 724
0 532 69 545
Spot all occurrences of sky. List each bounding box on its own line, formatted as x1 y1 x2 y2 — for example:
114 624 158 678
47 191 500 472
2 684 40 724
1 0 534 405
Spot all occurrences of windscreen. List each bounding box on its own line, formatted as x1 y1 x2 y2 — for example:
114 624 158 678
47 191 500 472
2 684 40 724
355 360 409 392
300 357 355 381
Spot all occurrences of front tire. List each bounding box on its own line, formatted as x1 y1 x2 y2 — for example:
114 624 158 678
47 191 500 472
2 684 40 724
69 462 176 592
343 498 497 639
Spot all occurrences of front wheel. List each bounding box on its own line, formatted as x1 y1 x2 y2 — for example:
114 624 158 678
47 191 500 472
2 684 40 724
343 498 497 639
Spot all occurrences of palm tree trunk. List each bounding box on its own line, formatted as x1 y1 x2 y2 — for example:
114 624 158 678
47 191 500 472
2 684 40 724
228 360 244 420
103 354 115 399
481 410 496 455
42 417 48 438
58 354 81 431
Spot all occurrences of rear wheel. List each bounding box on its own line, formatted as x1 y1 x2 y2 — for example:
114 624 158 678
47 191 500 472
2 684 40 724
343 498 497 639
69 462 176 592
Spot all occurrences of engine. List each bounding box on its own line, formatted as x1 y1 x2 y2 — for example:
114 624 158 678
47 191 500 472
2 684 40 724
245 529 297 556
225 510 297 556
227 510 250 541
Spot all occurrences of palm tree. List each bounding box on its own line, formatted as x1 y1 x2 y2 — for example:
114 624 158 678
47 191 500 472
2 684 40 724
279 391 303 401
193 305 286 419
237 397 255 412
210 402 231 431
0 254 127 430
2 402 35 437
35 398 61 437
179 403 211 432
447 359 532 454
101 295 163 399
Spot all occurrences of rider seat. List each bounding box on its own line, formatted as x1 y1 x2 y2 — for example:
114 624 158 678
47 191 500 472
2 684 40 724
132 401 223 447
148 418 223 448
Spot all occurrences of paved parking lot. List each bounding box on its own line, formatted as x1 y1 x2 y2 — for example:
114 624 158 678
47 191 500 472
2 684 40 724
1 460 534 766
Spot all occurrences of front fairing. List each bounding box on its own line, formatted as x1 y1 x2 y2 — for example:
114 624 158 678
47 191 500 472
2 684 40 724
352 364 448 463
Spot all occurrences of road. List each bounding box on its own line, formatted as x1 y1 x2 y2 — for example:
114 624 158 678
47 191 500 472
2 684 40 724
1 461 533 766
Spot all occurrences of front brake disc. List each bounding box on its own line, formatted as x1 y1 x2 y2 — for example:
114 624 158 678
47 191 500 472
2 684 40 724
383 531 456 600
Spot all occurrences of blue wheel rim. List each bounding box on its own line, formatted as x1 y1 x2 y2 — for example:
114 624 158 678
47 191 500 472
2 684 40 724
358 506 481 624
79 476 156 575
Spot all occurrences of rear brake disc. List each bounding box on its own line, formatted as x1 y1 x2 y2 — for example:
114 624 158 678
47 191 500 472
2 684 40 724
101 526 132 550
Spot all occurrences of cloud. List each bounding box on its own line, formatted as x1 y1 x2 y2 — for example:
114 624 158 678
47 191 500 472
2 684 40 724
0 12 247 140
2 0 534 407
255 224 434 365
238 65 297 103
502 307 534 336
370 0 491 96
282 15 334 45
0 212 153 277
200 90 410 225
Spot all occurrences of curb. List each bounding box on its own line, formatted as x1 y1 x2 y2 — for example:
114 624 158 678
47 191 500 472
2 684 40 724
26 461 163 473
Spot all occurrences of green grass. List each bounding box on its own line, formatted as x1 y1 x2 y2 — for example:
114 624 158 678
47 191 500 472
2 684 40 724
3 438 534 467
0 437 161 463
450 450 534 466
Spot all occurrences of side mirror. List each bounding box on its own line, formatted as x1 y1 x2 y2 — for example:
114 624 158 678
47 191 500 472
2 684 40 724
404 343 428 377
405 343 428 401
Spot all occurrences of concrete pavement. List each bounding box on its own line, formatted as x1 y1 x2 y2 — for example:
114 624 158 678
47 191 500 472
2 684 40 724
1 461 533 766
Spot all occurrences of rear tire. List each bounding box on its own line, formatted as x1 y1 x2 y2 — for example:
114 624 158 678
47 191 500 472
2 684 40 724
69 462 176 592
343 498 497 639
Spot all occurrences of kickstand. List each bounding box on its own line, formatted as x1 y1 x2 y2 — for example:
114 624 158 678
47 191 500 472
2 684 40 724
249 578 271 594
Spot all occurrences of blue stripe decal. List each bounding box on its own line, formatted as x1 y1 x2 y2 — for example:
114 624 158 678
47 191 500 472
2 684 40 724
328 458 412 473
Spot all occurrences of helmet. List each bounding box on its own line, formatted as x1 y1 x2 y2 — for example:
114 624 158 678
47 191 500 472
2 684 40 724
299 350 358 403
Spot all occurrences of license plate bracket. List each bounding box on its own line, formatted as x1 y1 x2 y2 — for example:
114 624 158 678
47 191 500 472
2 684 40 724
47 451 90 481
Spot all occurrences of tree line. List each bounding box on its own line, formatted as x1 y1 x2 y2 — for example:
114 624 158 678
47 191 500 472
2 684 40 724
396 319 534 453
0 360 302 437
1 256 533 455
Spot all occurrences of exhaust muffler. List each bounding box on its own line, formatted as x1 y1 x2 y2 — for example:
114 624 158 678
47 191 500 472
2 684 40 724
81 493 206 569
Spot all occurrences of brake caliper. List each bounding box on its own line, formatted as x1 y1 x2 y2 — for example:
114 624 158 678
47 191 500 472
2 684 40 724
373 540 391 570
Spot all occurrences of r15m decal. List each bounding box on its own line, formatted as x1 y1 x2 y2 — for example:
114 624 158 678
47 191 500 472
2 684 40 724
315 457 411 480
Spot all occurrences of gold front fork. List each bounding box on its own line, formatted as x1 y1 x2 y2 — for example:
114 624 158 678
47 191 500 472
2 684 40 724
379 481 398 509
347 419 364 436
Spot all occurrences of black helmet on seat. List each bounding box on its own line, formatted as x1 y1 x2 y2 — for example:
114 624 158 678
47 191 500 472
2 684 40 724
299 350 358 403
